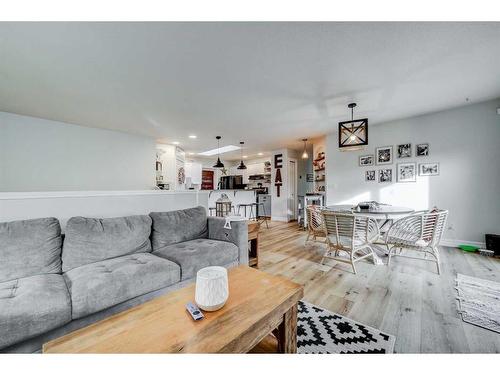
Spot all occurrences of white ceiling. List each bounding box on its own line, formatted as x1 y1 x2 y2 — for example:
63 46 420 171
1 22 500 160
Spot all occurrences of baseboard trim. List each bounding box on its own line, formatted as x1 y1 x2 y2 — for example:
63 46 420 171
271 216 289 222
440 239 486 248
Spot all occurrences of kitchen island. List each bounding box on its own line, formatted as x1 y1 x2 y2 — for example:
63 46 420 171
207 189 259 219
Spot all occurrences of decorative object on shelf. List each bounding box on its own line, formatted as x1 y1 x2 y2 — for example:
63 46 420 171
301 138 309 159
264 161 271 173
397 143 412 158
213 135 225 168
195 266 229 312
378 168 392 183
177 166 185 184
397 162 416 182
313 158 326 171
359 154 374 166
215 193 233 217
416 143 429 156
338 103 368 149
365 170 376 181
236 141 247 170
418 162 439 176
376 145 393 165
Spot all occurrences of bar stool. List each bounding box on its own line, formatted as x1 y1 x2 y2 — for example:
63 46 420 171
237 203 256 220
254 202 269 229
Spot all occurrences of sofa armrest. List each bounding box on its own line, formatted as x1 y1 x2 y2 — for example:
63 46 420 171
207 217 248 265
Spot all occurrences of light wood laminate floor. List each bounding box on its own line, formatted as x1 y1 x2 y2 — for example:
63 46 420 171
257 221 500 353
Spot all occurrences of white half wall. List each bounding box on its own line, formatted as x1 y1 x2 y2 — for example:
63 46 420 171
0 111 156 191
326 98 500 245
0 190 209 230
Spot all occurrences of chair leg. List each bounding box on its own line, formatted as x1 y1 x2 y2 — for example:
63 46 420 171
368 245 376 265
260 203 269 229
387 245 395 266
351 252 357 274
305 232 311 244
433 246 441 275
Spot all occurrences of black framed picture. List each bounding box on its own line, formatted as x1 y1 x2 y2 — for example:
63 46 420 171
416 143 429 156
359 155 374 166
376 146 393 165
365 170 376 182
418 162 439 176
378 169 392 183
397 143 412 158
397 162 416 182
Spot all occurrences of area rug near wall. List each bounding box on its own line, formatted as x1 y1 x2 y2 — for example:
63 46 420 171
297 301 396 354
456 274 500 333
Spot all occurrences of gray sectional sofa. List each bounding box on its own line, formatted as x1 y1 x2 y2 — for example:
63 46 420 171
0 206 248 353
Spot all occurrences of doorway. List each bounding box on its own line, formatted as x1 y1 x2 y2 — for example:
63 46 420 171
288 159 297 221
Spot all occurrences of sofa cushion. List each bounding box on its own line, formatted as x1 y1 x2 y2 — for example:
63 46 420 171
64 253 180 319
0 274 71 349
0 217 62 283
153 238 238 280
62 215 152 272
150 206 208 250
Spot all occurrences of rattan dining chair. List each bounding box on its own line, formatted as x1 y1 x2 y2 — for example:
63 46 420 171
384 209 448 274
321 211 380 274
305 205 326 244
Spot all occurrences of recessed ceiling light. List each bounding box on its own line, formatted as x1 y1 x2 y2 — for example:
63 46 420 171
188 152 195 155
189 135 197 139
198 145 240 156
258 152 263 156
243 155 248 159
172 141 180 145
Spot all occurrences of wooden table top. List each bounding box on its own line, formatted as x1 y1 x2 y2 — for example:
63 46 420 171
43 266 303 353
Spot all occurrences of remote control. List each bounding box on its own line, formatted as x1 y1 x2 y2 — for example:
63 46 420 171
186 302 204 321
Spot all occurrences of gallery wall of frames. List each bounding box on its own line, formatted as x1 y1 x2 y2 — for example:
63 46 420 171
358 143 439 183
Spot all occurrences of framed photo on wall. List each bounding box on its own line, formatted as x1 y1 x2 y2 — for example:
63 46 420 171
378 169 392 183
376 146 393 165
416 143 429 156
365 170 376 181
397 143 412 158
359 155 374 166
419 162 439 176
397 162 416 182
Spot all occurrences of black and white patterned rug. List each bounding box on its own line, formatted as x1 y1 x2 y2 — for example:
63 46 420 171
297 301 396 354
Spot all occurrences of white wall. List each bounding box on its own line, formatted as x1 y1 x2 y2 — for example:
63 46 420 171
0 111 156 191
326 98 500 245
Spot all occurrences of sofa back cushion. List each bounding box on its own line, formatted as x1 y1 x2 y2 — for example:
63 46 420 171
0 217 62 283
150 206 208 251
62 215 152 272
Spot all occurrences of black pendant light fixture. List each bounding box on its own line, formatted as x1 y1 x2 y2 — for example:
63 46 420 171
301 138 309 159
213 136 225 168
237 141 247 170
338 102 368 149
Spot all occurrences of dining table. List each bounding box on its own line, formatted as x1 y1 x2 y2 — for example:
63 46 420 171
324 204 414 220
323 204 415 262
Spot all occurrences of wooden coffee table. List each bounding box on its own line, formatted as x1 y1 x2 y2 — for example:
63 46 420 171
43 266 303 353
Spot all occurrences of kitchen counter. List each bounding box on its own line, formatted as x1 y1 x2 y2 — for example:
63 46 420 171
207 189 258 219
